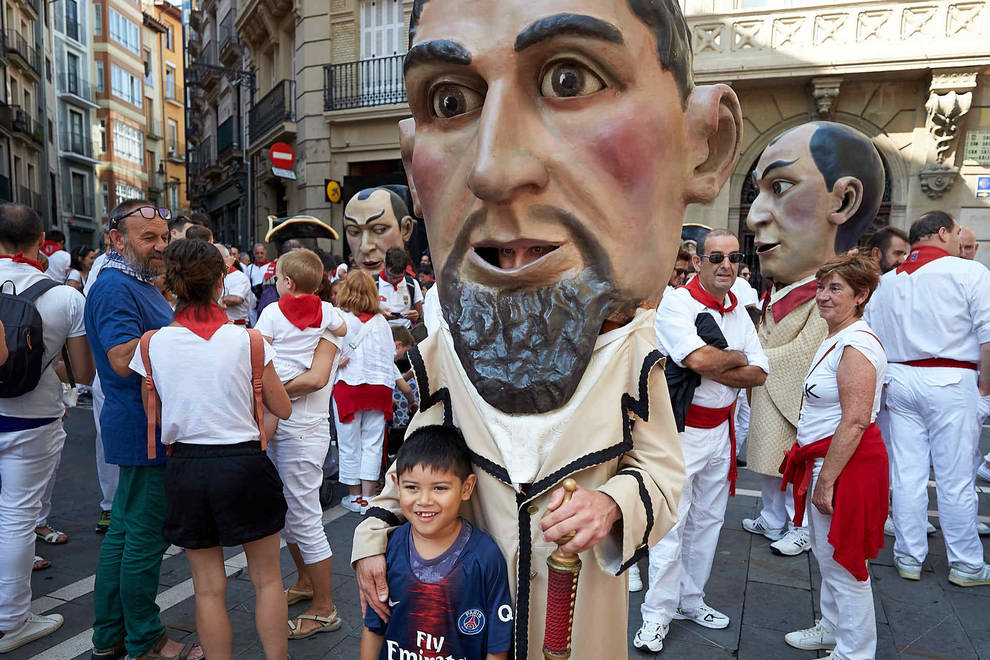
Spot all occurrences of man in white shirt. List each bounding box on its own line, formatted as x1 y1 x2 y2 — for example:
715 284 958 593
244 243 272 325
0 204 94 652
636 230 768 652
377 247 423 329
42 229 71 284
865 211 990 586
216 244 252 325
867 225 910 274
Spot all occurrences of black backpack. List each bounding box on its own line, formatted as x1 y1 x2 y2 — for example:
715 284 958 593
0 278 67 397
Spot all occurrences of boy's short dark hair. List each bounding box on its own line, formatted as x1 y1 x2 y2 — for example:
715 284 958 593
395 425 472 482
385 246 410 273
391 326 415 347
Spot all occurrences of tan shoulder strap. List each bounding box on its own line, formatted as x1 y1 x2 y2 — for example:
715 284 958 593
139 330 161 460
246 329 267 450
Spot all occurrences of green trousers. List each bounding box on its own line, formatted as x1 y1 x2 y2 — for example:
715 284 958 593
92 464 169 656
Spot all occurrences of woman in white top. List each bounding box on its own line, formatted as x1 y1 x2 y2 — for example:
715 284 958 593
781 253 887 660
128 239 292 660
64 246 96 292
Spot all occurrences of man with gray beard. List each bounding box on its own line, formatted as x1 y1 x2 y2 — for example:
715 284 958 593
85 200 202 660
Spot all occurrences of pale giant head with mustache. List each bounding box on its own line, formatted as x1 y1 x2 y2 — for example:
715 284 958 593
401 0 743 414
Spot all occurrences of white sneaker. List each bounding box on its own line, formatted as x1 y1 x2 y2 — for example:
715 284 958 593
632 620 668 653
673 602 730 629
885 516 936 536
894 556 922 580
627 564 643 593
340 495 366 513
784 621 836 651
977 462 990 483
742 516 786 541
948 562 990 587
0 613 64 653
770 527 811 556
977 521 989 537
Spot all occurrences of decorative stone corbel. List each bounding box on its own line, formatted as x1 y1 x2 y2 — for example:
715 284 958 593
919 70 977 198
918 166 958 199
810 77 842 119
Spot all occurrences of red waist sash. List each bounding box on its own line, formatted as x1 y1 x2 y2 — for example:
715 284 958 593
686 402 737 497
333 382 393 423
892 358 977 370
778 422 888 581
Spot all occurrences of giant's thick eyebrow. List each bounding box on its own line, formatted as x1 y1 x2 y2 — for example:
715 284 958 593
515 13 624 52
403 40 472 74
344 208 386 224
756 158 799 180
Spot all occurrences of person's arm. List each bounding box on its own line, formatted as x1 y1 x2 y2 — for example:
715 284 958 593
107 338 140 377
0 319 6 365
262 362 292 419
360 628 384 660
487 653 508 660
403 301 423 323
707 364 767 388
62 335 95 385
980 342 990 396
67 279 83 292
283 338 337 398
220 294 244 306
682 346 748 379
811 346 877 515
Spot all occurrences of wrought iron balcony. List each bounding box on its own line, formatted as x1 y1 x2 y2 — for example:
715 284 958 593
7 30 40 74
63 188 95 218
59 130 92 158
249 79 295 144
195 135 219 176
219 10 238 60
217 116 240 158
17 185 41 210
11 106 40 143
324 54 405 111
57 73 95 103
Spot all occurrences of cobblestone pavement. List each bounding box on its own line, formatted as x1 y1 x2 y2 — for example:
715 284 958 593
8 408 990 659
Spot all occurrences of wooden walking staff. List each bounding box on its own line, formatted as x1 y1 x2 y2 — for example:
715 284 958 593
542 478 582 660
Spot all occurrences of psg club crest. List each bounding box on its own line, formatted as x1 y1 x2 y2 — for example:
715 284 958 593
457 609 485 635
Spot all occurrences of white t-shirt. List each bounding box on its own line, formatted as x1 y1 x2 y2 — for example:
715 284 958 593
222 269 252 323
335 311 396 388
45 249 71 284
128 324 275 446
245 262 270 288
84 252 108 297
655 284 769 410
0 261 86 418
65 269 84 287
796 320 886 447
731 277 760 308
377 274 424 329
254 300 344 382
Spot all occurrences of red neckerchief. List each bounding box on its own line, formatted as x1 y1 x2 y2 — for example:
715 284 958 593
681 276 737 315
0 252 45 272
279 294 323 330
254 259 270 267
896 245 950 275
39 241 61 257
769 280 818 324
228 264 239 275
358 312 374 323
174 304 229 340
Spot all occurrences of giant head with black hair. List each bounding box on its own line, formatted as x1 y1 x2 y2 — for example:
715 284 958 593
343 186 415 274
400 0 742 413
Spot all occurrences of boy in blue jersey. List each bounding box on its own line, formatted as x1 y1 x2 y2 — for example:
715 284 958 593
361 425 512 660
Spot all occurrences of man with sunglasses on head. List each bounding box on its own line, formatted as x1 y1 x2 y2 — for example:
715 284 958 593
85 200 201 660
637 229 768 651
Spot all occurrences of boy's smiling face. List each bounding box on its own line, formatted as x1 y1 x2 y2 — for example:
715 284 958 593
393 464 476 543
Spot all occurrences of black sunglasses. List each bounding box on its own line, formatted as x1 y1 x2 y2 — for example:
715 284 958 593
674 268 690 277
109 206 171 229
699 251 745 265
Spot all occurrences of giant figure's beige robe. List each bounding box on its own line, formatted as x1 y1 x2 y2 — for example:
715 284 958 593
352 309 685 659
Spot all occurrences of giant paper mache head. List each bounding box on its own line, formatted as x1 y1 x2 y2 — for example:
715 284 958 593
401 0 743 414
344 186 416 273
747 121 884 286
264 214 339 255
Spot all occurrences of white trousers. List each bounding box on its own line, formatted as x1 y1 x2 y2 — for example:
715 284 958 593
92 372 119 512
0 421 65 632
335 404 386 485
758 474 797 531
641 422 730 625
267 422 332 564
885 365 983 569
807 460 876 660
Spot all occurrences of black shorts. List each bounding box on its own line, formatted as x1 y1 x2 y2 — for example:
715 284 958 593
164 441 287 549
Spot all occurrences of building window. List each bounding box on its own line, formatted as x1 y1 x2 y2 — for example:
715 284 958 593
166 26 173 51
95 60 104 93
71 171 87 215
65 0 79 40
66 53 80 94
98 119 106 152
359 0 404 59
167 118 178 153
93 3 102 35
112 120 143 163
101 181 109 217
109 8 140 53
165 65 175 99
143 49 153 87
168 181 178 210
115 182 143 205
110 64 142 107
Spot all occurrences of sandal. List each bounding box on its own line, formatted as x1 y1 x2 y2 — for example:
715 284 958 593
287 611 342 640
132 632 205 660
90 640 126 659
36 527 69 545
285 587 314 606
33 555 51 571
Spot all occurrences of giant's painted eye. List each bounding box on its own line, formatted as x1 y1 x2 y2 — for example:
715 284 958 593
540 61 605 98
430 83 483 118
771 180 794 195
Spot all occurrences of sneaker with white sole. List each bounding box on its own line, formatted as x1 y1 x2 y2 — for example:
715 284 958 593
977 462 990 483
0 613 64 653
894 556 922 580
883 516 936 536
742 516 786 541
770 527 811 556
784 621 836 651
340 495 367 513
948 562 990 587
627 564 643 593
673 603 730 629
632 620 668 653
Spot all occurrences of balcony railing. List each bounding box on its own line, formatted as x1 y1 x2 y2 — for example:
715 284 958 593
249 79 295 143
57 73 95 103
64 12 81 42
324 54 405 111
197 135 217 173
219 10 237 54
62 184 94 218
217 116 239 156
7 30 40 73
16 185 41 210
59 130 92 158
11 106 39 141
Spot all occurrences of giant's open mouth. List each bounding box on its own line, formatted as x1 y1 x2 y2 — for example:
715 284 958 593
755 242 781 255
472 240 562 270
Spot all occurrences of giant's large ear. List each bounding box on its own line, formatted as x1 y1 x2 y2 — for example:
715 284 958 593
826 176 863 228
398 118 423 218
683 84 743 204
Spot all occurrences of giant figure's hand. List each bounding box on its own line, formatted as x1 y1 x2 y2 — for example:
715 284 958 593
539 484 621 554
356 555 390 622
